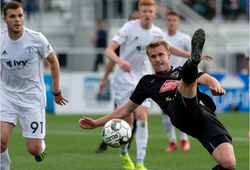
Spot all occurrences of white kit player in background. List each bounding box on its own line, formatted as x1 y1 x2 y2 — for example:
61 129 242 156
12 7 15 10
0 2 68 169
104 1 212 170
162 10 192 152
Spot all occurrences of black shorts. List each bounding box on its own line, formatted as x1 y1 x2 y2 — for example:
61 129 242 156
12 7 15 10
167 89 232 155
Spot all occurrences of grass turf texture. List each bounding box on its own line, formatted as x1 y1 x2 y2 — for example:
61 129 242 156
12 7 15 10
8 111 249 170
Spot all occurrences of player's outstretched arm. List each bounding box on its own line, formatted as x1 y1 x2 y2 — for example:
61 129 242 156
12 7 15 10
79 100 138 129
197 73 225 96
46 51 68 105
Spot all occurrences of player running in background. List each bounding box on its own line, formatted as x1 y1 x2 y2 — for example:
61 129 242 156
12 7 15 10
79 28 236 170
0 2 68 169
104 0 212 169
162 10 191 152
95 11 140 154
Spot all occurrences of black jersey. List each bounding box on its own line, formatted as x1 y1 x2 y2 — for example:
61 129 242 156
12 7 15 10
130 67 192 111
130 66 231 151
130 66 216 112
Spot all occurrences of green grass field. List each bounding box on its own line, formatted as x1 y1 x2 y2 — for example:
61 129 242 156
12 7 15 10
8 111 249 170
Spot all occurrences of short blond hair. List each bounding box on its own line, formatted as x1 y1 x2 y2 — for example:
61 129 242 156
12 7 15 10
145 40 170 56
138 0 157 10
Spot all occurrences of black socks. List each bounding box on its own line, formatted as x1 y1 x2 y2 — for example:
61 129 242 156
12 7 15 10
181 59 198 84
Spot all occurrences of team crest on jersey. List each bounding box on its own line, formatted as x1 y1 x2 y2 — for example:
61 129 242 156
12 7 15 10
25 46 34 55
159 80 180 93
170 71 179 79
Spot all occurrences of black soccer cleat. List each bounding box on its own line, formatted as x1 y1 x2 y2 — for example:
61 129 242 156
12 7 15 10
95 142 108 153
190 28 205 66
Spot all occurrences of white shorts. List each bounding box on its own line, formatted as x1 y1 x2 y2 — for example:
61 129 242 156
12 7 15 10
0 97 46 139
115 91 151 108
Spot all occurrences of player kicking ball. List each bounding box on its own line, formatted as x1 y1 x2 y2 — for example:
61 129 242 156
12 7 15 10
79 28 236 170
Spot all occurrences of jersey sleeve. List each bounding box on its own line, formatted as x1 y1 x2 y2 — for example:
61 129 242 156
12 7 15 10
38 33 53 59
112 21 131 45
129 78 147 105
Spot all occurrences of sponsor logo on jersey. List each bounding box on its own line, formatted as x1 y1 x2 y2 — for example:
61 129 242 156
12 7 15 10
165 97 174 102
159 80 180 93
170 71 179 79
1 50 7 55
6 60 28 68
25 46 34 55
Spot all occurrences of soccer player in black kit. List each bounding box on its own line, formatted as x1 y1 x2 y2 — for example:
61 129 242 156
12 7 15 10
79 29 236 170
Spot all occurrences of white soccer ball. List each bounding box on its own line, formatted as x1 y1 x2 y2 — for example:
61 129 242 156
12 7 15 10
102 119 132 148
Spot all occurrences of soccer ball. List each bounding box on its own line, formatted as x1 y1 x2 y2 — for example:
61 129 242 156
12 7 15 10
102 119 132 148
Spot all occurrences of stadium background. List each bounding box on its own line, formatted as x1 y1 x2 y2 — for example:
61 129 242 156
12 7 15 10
2 0 248 114
0 0 249 169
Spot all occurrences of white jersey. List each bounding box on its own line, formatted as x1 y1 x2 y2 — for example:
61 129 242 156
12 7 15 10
0 27 53 108
112 19 165 92
165 30 191 68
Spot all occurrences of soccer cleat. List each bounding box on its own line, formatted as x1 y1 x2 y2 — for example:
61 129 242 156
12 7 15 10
120 153 135 170
135 163 148 170
35 148 46 162
190 28 205 66
181 140 190 152
95 142 108 153
165 141 178 152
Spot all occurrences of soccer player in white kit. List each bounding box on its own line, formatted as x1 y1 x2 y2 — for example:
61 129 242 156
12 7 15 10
105 1 212 170
0 2 68 169
161 11 192 152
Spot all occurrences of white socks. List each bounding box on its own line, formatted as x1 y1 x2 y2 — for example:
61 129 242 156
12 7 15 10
161 114 177 142
1 149 10 170
179 131 189 141
41 140 46 154
136 120 148 164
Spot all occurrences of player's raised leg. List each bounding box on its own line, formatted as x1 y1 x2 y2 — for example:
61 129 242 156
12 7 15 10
178 28 205 97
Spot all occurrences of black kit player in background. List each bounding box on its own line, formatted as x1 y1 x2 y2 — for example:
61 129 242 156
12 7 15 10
79 29 236 170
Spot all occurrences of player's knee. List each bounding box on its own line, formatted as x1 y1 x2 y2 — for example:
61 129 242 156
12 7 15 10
220 157 236 169
1 136 8 151
27 145 42 156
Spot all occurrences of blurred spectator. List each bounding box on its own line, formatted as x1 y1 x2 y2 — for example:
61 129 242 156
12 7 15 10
207 0 216 20
2 0 12 9
90 19 107 72
191 0 208 18
244 43 249 74
26 0 36 21
182 0 248 20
